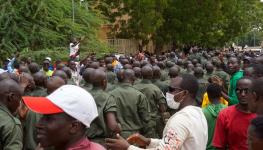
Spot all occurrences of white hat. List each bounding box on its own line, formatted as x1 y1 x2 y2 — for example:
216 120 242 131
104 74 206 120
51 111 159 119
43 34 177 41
45 57 52 62
23 85 98 127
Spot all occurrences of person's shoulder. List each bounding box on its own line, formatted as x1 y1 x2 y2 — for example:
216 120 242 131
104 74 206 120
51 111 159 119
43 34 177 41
168 106 201 127
184 105 203 112
0 106 21 128
218 105 235 117
173 106 201 118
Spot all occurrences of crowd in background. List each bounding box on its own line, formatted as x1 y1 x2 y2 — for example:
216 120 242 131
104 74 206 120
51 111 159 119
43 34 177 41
0 48 263 150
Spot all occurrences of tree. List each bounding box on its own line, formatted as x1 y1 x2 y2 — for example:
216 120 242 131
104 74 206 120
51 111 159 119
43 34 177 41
98 0 262 52
0 0 109 62
97 0 167 50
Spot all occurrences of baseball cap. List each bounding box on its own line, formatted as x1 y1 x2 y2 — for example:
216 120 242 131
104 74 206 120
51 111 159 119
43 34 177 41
45 57 52 62
23 85 98 127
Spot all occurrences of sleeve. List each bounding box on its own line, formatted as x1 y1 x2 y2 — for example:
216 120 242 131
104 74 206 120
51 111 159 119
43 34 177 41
127 139 161 150
137 94 152 136
104 95 117 113
156 89 166 104
2 118 23 150
153 116 189 150
212 111 227 148
7 57 15 73
129 114 191 150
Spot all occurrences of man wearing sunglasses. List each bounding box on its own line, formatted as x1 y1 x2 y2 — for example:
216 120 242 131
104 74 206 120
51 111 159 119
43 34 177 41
105 74 208 150
213 77 256 150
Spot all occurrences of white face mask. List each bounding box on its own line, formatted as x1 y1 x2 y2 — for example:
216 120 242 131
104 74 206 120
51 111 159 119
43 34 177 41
166 92 181 109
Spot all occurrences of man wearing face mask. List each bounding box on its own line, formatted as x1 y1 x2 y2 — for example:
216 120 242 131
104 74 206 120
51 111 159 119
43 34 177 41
105 74 208 150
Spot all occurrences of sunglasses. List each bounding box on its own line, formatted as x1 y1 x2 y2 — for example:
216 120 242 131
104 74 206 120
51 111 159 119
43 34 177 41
236 88 252 94
168 86 184 93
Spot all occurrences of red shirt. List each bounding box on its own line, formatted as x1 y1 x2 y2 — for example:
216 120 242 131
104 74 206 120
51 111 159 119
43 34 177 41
213 105 256 150
67 137 105 150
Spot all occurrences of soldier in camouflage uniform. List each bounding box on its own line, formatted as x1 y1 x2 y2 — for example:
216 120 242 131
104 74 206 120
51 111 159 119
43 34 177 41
0 79 23 150
110 69 152 139
81 68 94 92
87 69 119 147
194 67 209 106
134 66 167 138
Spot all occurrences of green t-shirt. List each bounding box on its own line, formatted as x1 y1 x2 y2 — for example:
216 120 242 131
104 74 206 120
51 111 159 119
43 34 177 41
228 71 243 105
203 104 226 150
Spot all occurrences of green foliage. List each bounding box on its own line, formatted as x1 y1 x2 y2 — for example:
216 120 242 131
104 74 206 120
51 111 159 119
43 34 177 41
97 0 167 47
20 48 69 64
0 0 111 62
98 0 262 50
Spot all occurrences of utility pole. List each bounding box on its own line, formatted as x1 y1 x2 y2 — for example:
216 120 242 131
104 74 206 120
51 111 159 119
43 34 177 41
72 0 75 23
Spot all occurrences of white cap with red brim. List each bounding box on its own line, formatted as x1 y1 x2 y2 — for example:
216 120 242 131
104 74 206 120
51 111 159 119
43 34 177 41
23 85 98 128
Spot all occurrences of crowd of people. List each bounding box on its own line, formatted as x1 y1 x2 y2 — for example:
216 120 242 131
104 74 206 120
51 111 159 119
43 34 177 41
0 48 263 150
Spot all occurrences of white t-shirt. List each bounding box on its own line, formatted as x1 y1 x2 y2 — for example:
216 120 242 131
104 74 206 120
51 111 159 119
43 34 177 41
69 43 80 57
128 106 208 150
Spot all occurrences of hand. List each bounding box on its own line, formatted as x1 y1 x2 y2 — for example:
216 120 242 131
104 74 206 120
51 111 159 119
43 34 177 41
219 53 224 61
161 112 171 123
19 73 30 89
35 143 44 150
105 134 130 150
127 133 150 147
17 101 29 120
210 76 224 87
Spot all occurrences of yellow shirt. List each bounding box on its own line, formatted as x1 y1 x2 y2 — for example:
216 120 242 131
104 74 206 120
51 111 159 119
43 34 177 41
45 70 54 77
112 60 118 67
201 92 228 108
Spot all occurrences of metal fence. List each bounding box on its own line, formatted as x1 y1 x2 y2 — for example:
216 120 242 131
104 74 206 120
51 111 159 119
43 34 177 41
107 39 138 54
107 38 172 54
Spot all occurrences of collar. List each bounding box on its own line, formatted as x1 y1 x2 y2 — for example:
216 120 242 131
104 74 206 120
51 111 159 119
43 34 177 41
119 82 132 87
0 104 12 116
232 70 243 77
91 86 104 91
141 79 152 84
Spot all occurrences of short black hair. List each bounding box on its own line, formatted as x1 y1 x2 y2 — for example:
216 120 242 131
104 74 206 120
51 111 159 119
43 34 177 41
252 77 263 98
252 63 263 78
229 56 241 65
250 116 263 139
206 83 222 100
180 74 199 98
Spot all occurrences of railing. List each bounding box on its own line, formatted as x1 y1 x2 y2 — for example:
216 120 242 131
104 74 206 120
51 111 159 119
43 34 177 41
107 38 173 54
107 39 138 54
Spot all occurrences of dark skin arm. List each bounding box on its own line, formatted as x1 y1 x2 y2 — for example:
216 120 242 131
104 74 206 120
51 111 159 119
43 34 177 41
159 103 167 113
221 91 230 102
106 134 151 150
105 112 121 137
